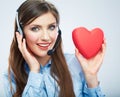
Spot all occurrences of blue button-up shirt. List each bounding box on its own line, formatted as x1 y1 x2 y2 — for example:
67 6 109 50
0 53 105 97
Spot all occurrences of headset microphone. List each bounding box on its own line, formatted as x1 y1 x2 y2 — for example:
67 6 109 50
47 29 61 55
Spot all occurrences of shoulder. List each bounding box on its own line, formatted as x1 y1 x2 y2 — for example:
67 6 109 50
64 53 82 73
0 68 10 96
64 53 85 92
0 67 16 96
0 68 11 88
64 53 78 62
0 67 9 82
0 66 16 82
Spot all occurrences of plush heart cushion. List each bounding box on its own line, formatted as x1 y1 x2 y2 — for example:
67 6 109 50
72 27 104 59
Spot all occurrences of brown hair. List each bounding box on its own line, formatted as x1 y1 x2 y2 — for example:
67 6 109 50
8 0 75 97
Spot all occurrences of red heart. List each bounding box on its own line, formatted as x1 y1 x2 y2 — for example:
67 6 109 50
72 27 104 59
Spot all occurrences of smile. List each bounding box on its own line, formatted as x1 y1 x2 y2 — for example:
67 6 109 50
37 43 51 50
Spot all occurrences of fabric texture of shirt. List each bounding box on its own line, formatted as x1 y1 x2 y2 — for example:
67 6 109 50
0 53 105 97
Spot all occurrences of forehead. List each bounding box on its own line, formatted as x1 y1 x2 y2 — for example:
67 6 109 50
30 12 56 25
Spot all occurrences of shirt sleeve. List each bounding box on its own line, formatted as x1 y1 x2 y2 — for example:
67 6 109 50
83 83 106 97
0 71 47 97
0 72 13 97
22 71 47 97
65 53 106 97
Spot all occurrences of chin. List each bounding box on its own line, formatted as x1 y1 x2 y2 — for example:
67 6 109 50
35 51 49 57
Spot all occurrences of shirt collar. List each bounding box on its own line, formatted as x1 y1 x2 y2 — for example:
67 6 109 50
24 59 51 74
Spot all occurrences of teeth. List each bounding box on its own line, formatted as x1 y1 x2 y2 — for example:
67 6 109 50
38 44 49 47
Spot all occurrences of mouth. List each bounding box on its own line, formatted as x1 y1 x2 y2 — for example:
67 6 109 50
37 43 51 50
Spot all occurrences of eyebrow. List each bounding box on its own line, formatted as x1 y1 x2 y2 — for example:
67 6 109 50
29 22 57 27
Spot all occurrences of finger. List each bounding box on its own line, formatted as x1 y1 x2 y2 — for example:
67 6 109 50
101 38 107 59
16 32 23 50
101 43 106 61
22 38 29 55
22 38 26 49
94 39 107 70
97 38 106 58
22 38 33 58
75 48 83 61
75 48 87 69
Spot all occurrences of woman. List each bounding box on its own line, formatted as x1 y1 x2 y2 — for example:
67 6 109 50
0 0 106 97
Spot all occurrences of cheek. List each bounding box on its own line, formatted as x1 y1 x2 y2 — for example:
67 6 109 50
50 32 58 41
25 34 38 44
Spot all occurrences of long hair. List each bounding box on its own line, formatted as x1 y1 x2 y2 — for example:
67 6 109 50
8 0 75 97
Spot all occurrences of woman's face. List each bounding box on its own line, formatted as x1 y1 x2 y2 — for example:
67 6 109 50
24 12 58 57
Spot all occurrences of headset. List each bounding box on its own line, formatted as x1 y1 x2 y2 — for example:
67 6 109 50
16 11 24 36
16 11 61 55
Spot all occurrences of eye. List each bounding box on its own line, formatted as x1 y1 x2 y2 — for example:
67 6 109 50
48 25 56 31
31 26 40 32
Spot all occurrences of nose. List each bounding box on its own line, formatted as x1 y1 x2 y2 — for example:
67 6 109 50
40 29 50 41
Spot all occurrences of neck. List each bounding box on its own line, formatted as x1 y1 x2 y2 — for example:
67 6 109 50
37 55 51 66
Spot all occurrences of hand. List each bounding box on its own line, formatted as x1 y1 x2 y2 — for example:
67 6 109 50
75 39 106 88
16 32 40 73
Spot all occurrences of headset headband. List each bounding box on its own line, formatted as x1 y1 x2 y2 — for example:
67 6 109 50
16 11 23 36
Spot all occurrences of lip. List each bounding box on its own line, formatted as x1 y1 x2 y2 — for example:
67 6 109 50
37 43 51 50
